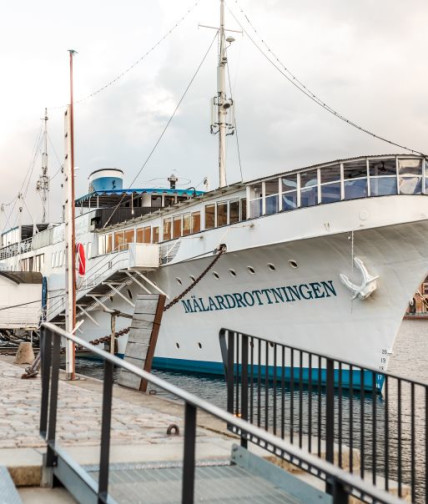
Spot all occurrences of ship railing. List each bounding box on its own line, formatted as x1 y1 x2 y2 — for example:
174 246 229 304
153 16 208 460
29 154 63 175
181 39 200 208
219 328 427 504
39 321 405 504
45 249 131 322
0 237 33 260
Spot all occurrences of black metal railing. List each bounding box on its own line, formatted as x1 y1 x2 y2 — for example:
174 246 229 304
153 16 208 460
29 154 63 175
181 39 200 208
219 328 427 504
40 322 406 504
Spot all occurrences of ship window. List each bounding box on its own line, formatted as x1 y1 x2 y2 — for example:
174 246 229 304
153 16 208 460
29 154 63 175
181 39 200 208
398 159 422 195
240 197 246 218
87 242 92 259
289 260 298 269
250 198 263 218
137 226 151 243
213 271 220 279
191 212 200 233
230 201 239 224
320 165 341 204
369 158 396 176
268 263 276 271
217 202 228 227
247 266 255 274
264 179 279 215
205 205 215 229
229 269 237 277
320 164 340 183
152 226 159 243
282 191 297 211
321 183 341 204
163 218 172 241
124 229 135 248
173 216 182 238
106 234 112 254
343 160 367 200
114 231 126 251
152 195 162 208
300 170 318 187
369 159 397 197
164 195 176 207
183 214 191 236
282 174 297 192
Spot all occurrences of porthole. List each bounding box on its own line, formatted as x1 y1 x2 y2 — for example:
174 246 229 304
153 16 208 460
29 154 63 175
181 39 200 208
289 260 298 269
268 263 276 271
127 289 133 300
247 266 256 275
213 271 220 279
198 342 202 349
190 275 196 282
176 277 182 285
176 342 180 349
229 269 237 277
109 296 114 303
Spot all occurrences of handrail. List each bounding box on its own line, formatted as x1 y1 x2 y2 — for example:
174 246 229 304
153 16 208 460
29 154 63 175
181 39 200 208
40 321 406 504
219 328 427 503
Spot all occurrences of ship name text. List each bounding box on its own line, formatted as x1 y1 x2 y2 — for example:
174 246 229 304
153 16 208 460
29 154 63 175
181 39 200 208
180 280 337 314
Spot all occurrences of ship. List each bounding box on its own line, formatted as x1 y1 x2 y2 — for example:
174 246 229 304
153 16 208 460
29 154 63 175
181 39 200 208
1 1 428 389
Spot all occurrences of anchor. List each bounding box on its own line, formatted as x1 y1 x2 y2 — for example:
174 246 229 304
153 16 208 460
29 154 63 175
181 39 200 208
340 257 379 300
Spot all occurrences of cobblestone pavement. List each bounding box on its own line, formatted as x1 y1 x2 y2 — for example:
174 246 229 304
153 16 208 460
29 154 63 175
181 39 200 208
0 359 211 450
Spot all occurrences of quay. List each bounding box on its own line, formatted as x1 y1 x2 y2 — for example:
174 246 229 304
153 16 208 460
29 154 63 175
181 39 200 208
0 322 423 503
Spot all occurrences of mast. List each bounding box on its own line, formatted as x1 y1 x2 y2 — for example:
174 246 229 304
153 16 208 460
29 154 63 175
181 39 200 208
210 0 235 188
36 108 49 224
64 50 77 380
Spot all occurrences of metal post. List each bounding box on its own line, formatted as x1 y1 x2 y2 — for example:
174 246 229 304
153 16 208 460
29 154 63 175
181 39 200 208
45 332 61 471
241 334 248 448
226 331 234 416
110 313 116 355
40 325 52 438
332 479 349 504
182 403 197 504
98 359 114 503
326 358 335 494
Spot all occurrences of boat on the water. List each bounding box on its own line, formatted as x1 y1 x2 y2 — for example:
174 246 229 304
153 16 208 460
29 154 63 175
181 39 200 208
1 1 428 390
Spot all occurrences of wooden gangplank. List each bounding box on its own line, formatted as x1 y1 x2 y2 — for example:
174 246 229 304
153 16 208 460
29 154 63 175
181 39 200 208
117 294 165 391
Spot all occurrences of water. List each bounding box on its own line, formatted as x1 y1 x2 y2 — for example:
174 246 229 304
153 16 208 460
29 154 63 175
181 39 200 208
75 319 428 501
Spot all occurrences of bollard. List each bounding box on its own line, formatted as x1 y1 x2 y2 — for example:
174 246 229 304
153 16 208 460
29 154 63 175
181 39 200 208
14 342 35 365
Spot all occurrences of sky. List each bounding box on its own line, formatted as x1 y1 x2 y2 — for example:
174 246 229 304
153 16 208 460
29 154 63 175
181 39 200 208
1 0 428 229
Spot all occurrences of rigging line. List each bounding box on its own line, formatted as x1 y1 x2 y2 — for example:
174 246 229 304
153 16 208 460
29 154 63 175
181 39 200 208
102 31 218 228
48 0 204 111
18 127 43 197
227 1 428 158
226 61 244 182
47 134 63 180
2 199 18 233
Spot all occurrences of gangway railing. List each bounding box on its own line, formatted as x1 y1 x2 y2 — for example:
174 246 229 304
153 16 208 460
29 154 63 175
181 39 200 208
40 322 406 504
219 328 427 504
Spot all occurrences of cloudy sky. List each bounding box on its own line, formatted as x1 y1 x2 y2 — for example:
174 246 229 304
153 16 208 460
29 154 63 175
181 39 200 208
1 0 428 229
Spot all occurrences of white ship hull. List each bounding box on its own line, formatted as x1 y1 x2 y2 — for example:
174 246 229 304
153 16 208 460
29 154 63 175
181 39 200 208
68 195 428 380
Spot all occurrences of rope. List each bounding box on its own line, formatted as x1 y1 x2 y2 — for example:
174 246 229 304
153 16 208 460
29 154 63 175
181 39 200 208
227 0 428 158
102 31 218 229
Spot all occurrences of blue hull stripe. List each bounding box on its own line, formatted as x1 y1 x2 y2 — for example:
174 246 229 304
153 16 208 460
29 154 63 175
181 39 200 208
153 357 384 392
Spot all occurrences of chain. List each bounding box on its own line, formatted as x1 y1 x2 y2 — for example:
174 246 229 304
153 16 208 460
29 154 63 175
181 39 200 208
87 244 226 345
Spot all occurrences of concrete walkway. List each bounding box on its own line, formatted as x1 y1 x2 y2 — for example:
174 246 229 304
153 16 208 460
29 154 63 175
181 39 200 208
0 356 234 502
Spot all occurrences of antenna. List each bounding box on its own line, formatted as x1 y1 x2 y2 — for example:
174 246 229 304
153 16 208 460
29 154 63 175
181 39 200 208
36 108 49 223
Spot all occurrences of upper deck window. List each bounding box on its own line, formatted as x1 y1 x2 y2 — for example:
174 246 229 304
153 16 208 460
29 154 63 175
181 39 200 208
264 180 279 215
398 159 422 195
369 158 397 196
300 170 318 207
217 202 228 226
281 174 297 211
205 205 215 229
343 160 367 200
320 164 341 203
